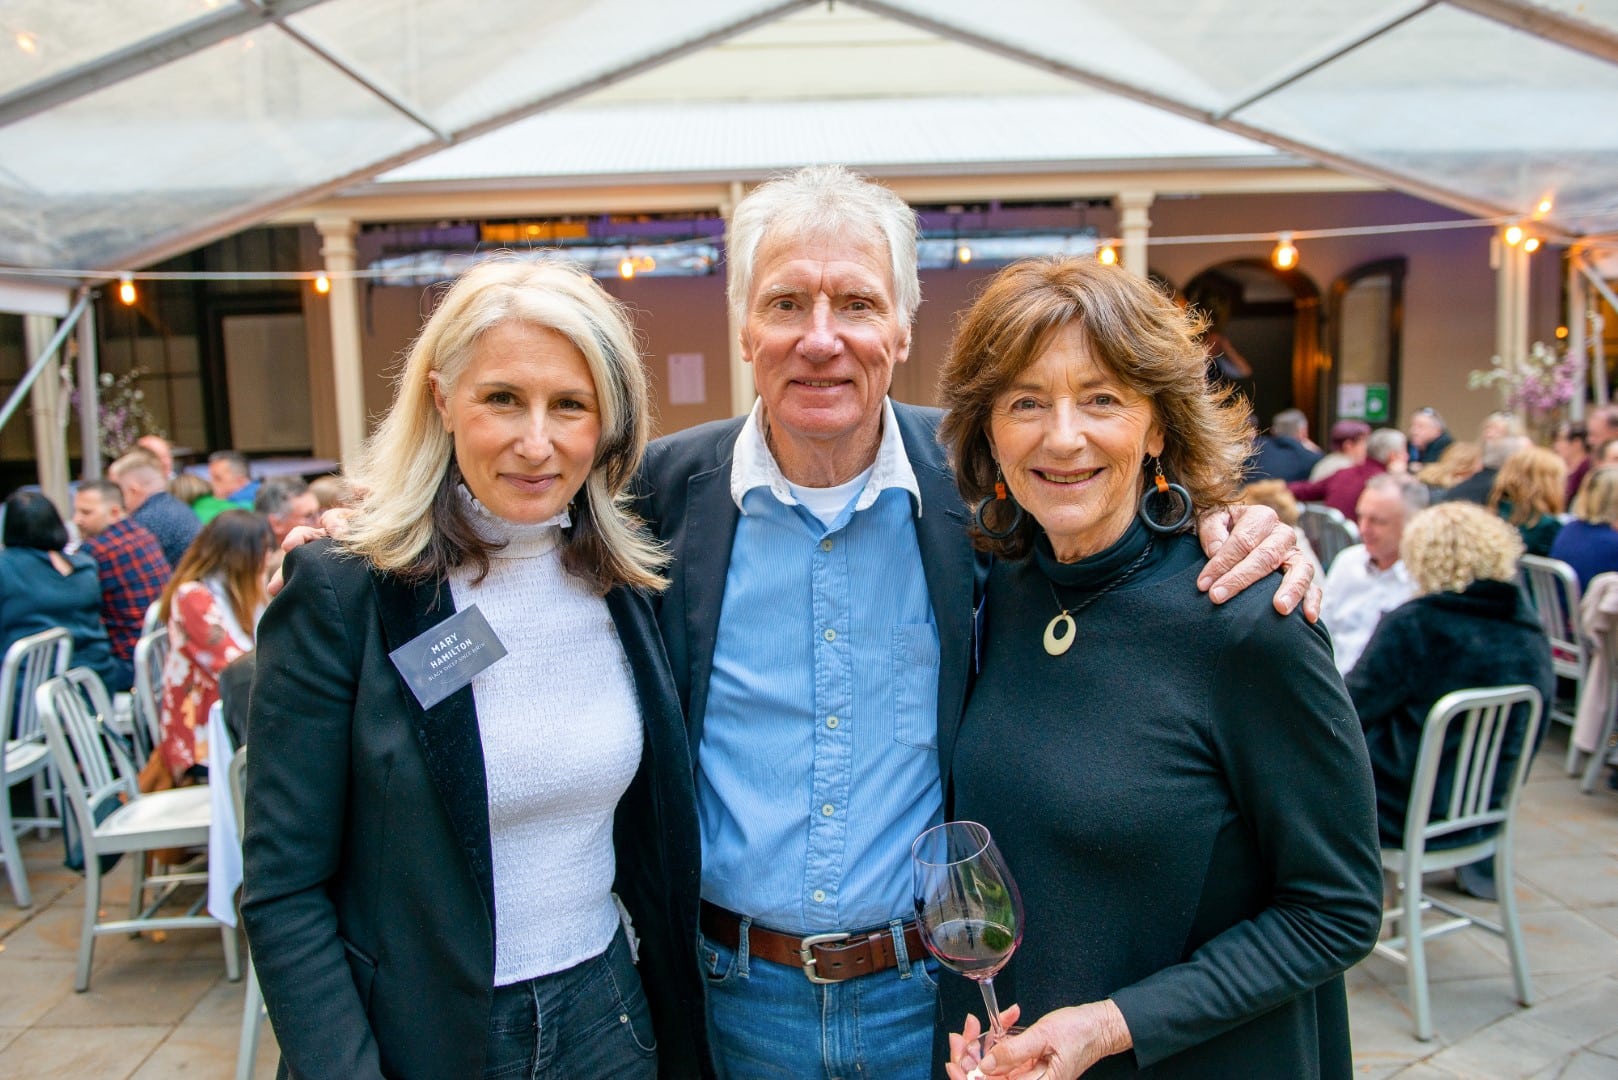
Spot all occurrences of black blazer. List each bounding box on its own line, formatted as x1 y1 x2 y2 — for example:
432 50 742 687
632 402 985 792
241 540 707 1079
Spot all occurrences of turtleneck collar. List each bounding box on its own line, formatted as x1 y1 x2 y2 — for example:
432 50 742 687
458 486 567 560
1033 516 1168 591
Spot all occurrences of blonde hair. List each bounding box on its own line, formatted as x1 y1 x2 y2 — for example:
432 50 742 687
341 259 666 593
1488 444 1566 526
1416 440 1481 489
1573 465 1618 525
1401 502 1523 597
939 257 1248 558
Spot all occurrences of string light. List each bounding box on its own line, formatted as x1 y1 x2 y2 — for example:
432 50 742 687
313 273 331 294
1504 224 1524 246
956 245 972 264
1523 237 1541 253
1271 231 1297 271
617 256 636 280
1556 325 1569 339
1097 243 1118 266
117 276 136 305
1537 197 1554 215
15 31 38 55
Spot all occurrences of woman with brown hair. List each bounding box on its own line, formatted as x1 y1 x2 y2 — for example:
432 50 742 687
155 509 271 782
935 257 1381 1079
1488 444 1566 556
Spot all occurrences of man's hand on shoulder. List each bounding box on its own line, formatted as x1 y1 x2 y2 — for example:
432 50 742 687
1196 504 1322 622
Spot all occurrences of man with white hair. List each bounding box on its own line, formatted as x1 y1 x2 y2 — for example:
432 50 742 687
1290 426 1408 519
1321 473 1429 673
633 165 1316 1077
109 450 199 566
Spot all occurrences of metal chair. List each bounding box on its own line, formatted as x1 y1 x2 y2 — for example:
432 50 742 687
229 746 266 1080
1517 555 1587 764
131 626 170 764
37 668 240 992
0 627 72 906
1572 623 1618 795
1298 502 1360 572
1374 685 1541 1041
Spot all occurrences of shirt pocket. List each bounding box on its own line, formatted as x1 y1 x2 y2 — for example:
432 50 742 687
891 623 941 750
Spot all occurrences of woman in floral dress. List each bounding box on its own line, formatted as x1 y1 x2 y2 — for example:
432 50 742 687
155 510 272 782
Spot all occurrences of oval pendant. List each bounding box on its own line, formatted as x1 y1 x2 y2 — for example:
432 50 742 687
1043 612 1076 656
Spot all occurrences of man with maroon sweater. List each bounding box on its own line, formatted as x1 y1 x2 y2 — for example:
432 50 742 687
1291 427 1408 518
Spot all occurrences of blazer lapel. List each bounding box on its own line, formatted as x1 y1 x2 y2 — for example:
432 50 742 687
895 405 982 790
371 571 496 926
677 438 740 752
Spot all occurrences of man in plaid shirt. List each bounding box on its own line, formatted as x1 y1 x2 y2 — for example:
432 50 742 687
73 479 171 691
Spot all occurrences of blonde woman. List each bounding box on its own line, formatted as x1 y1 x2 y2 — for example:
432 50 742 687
1415 440 1481 496
1550 466 1618 588
241 261 706 1078
1347 501 1554 899
1488 445 1566 556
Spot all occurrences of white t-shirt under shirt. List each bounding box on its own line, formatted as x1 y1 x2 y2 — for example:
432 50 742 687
448 498 642 986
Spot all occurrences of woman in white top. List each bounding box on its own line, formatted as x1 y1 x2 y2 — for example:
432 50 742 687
241 261 707 1079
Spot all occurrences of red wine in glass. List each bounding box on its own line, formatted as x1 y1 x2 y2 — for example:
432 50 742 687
913 821 1025 1052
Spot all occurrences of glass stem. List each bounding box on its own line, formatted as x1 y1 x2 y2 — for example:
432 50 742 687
979 976 1006 1039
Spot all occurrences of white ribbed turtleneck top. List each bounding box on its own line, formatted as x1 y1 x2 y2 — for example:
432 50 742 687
447 496 641 986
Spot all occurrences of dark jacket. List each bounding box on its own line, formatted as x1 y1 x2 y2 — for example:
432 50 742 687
0 547 121 692
1248 435 1323 483
241 541 706 1079
630 402 984 785
1435 466 1497 506
1346 580 1555 845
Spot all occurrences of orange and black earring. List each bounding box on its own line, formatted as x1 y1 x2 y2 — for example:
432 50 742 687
974 466 1024 539
1138 457 1193 533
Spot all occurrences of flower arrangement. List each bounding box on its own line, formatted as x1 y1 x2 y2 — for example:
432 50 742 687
66 366 163 458
1468 341 1582 441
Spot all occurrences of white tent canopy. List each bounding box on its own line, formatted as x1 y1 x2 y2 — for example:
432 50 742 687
2 0 1617 282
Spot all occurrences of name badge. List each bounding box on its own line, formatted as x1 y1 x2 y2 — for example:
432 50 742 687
388 605 508 710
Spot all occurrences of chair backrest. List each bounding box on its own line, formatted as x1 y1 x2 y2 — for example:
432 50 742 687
229 746 247 840
0 627 72 743
1404 684 1542 851
1299 503 1360 572
36 669 137 840
1519 554 1584 665
132 627 170 758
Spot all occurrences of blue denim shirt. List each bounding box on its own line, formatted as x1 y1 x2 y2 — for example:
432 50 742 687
697 403 943 934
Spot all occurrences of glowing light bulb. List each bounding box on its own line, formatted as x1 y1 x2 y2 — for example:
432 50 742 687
1098 244 1118 266
1556 325 1569 339
1524 237 1541 253
1504 224 1524 246
118 277 136 306
956 245 973 265
1537 197 1553 215
313 273 331 294
15 31 38 54
618 257 635 280
1271 232 1297 271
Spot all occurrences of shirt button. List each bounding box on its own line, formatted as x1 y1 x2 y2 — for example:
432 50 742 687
822 803 835 816
823 628 836 642
826 715 839 729
812 889 826 903
821 538 834 552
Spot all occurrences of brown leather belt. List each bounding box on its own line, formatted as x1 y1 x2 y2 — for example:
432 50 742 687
700 902 928 985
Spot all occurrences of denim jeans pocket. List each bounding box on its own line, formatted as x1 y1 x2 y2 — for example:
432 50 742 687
697 930 740 985
601 931 658 1057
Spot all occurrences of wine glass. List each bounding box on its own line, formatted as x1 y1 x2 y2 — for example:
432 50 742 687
913 821 1031 1073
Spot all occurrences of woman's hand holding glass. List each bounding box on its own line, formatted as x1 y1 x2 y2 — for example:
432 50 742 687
947 1000 1133 1080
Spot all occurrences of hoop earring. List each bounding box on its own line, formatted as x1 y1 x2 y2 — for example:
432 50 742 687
974 470 1024 540
1138 458 1193 534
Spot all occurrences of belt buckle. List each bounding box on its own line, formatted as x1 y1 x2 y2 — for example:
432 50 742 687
798 932 851 984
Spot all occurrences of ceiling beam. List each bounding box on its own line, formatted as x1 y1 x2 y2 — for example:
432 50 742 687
1444 0 1618 66
0 0 338 130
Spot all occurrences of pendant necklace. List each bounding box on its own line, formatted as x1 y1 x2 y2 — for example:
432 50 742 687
1044 543 1153 656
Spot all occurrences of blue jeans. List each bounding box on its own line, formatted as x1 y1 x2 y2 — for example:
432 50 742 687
700 918 938 1079
482 927 658 1080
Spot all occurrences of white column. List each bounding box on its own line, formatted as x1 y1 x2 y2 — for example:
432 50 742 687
317 216 367 467
1115 190 1155 279
722 180 754 418
1568 253 1588 418
1493 229 1530 372
75 288 102 479
23 314 70 515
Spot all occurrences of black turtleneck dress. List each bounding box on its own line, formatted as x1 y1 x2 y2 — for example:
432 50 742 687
940 521 1383 1078
1346 579 1555 846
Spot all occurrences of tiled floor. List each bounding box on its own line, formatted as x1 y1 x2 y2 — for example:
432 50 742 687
0 729 1612 1079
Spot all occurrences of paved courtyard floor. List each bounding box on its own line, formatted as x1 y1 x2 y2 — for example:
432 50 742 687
0 728 1612 1079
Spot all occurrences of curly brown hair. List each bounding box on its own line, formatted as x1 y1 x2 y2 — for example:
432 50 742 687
938 257 1250 559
